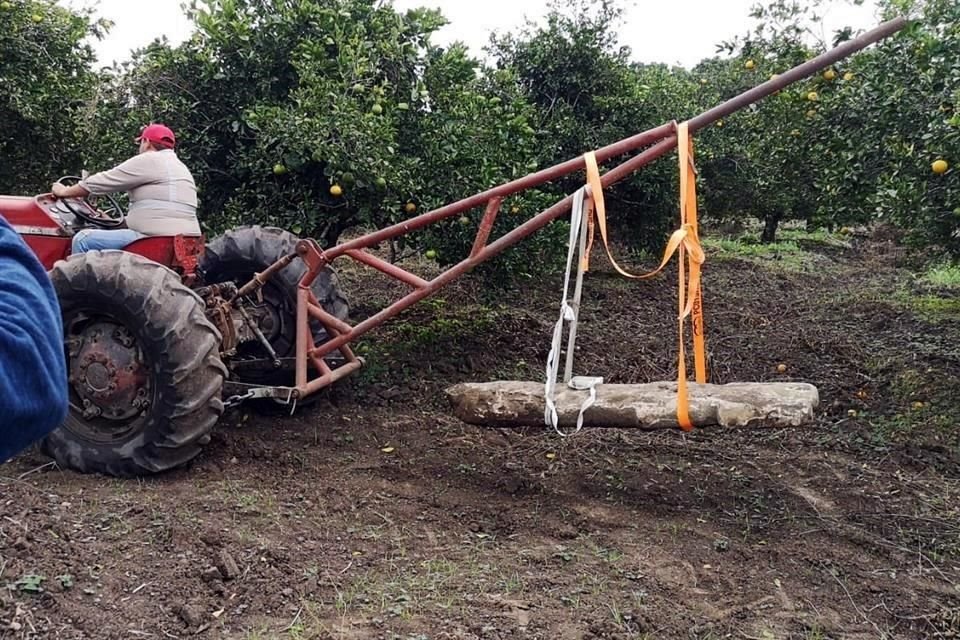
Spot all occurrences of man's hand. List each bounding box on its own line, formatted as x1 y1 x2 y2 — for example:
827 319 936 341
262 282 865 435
51 183 89 199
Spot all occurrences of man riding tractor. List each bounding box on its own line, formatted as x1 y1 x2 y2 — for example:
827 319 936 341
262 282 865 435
51 123 201 252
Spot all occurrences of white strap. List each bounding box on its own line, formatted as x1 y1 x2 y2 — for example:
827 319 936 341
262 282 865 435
544 187 602 437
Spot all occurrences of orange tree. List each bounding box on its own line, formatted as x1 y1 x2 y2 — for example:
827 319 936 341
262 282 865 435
488 0 701 253
816 0 959 253
694 0 959 250
408 46 562 274
84 0 567 281
0 0 106 194
692 0 849 241
89 0 452 246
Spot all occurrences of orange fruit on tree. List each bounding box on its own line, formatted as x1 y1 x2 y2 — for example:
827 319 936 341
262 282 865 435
932 159 949 175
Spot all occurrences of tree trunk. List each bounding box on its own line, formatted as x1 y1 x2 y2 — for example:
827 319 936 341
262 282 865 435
316 219 348 249
761 213 782 243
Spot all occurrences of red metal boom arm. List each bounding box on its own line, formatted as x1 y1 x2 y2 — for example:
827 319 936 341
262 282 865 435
289 16 908 399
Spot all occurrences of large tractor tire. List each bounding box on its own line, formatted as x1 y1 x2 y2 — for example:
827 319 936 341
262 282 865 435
43 251 226 477
200 225 350 359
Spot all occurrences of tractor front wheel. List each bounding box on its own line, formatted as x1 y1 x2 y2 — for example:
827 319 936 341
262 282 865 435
43 251 226 477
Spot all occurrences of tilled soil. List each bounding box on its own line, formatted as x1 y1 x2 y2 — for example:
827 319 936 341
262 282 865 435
1 236 958 639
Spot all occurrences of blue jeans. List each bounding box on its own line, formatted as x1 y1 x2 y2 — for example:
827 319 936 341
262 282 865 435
71 229 144 254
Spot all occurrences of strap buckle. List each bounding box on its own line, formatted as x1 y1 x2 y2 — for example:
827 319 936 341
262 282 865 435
569 376 603 391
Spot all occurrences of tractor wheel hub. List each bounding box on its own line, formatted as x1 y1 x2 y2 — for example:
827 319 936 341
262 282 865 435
84 361 111 392
70 321 149 422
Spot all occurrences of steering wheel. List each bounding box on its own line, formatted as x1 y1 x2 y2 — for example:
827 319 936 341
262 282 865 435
55 176 127 229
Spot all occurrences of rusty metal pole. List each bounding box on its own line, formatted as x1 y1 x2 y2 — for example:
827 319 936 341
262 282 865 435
688 16 908 133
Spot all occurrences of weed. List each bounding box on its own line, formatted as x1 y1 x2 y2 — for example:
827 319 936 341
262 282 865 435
10 574 44 594
922 262 960 288
880 279 960 323
587 539 624 564
905 295 960 320
560 593 582 608
702 236 815 272
865 366 960 446
552 546 577 563
778 227 837 244
804 624 827 640
353 346 391 384
499 570 525 594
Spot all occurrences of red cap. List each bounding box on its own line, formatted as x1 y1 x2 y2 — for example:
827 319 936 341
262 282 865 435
137 123 176 149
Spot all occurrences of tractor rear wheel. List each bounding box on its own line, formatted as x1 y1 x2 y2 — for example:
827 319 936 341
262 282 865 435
200 226 349 411
43 251 226 477
200 225 349 357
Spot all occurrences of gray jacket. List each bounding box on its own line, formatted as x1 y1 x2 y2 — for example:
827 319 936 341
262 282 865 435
81 149 201 236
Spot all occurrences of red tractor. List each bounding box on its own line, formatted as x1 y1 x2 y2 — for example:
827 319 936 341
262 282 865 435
0 16 905 477
2 177 351 477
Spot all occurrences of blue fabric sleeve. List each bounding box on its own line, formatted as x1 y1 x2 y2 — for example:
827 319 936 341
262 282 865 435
0 216 68 463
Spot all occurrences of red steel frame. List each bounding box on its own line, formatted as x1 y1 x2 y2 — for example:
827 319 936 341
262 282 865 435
287 16 907 399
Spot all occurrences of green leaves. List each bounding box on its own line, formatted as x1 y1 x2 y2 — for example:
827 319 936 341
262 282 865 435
691 0 959 247
0 0 101 194
3 0 957 273
10 574 45 594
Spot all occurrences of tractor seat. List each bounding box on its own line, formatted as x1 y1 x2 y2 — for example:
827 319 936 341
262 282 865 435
123 235 205 284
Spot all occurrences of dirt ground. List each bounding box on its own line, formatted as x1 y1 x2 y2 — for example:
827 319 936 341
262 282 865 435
1 231 959 639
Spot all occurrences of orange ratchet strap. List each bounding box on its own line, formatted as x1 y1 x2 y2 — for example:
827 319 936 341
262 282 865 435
581 121 707 430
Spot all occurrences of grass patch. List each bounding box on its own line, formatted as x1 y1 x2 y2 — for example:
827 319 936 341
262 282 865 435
850 276 960 324
871 406 956 447
778 227 837 243
373 297 498 354
330 552 483 620
922 262 960 289
702 236 813 272
353 296 504 386
909 295 960 320
888 286 960 323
